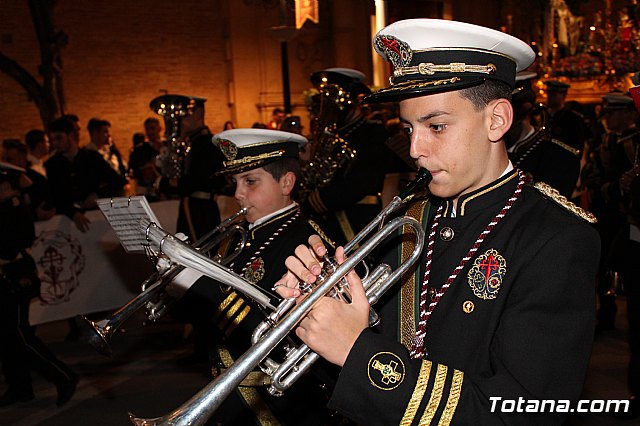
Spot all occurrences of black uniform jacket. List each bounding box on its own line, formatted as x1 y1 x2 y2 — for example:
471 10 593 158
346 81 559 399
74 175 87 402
178 204 337 425
509 129 581 199
175 127 226 241
601 127 640 205
328 169 600 425
44 148 126 218
44 153 80 218
74 148 127 200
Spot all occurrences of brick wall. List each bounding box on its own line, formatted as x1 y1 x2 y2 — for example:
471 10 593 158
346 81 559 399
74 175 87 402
0 0 377 159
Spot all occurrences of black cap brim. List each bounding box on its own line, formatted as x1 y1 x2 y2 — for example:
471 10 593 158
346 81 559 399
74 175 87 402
365 76 486 103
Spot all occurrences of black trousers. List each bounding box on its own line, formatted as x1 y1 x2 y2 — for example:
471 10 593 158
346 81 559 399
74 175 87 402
0 289 76 395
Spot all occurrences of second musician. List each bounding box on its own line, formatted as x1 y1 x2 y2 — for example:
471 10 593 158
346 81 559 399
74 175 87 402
170 128 338 425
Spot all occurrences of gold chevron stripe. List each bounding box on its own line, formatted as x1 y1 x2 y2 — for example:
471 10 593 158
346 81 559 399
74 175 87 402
419 364 448 425
401 360 432 425
438 369 464 426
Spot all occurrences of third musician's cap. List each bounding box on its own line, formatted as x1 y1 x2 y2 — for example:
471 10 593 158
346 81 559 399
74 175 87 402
512 72 537 119
601 92 635 112
212 128 307 175
367 19 535 102
150 94 206 117
310 67 372 96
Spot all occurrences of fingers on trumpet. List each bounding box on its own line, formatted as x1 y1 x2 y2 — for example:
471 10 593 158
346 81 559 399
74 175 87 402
272 273 301 298
275 234 357 302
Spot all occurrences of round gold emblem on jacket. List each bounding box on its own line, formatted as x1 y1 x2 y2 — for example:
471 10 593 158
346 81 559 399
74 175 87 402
368 352 405 391
463 300 475 314
440 226 455 241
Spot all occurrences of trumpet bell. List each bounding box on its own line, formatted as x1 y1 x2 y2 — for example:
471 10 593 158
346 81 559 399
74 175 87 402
76 316 114 358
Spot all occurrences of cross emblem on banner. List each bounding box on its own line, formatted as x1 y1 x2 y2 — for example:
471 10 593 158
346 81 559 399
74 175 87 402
38 246 66 282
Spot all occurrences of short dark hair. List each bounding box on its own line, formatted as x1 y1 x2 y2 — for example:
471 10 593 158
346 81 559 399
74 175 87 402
87 118 111 134
144 117 160 127
458 80 513 111
263 157 300 182
25 129 46 151
49 116 77 134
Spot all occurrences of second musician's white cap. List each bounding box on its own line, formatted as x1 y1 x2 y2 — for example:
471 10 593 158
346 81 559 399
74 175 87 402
212 128 307 175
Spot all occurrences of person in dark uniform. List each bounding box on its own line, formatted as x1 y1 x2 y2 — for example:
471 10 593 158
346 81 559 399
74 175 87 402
584 92 640 332
128 130 161 200
545 80 588 155
610 150 640 419
606 77 640 419
169 128 338 425
1 139 55 222
44 116 91 232
277 19 600 425
505 72 581 198
174 97 226 243
301 68 394 247
0 164 78 407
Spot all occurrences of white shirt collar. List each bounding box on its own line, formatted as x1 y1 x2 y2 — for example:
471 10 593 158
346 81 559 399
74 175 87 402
249 202 297 229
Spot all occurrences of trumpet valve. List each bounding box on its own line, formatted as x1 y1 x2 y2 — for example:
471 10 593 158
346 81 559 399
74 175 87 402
155 256 172 274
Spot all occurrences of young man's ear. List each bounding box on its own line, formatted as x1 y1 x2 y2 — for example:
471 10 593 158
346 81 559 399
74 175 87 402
487 98 513 143
280 171 296 196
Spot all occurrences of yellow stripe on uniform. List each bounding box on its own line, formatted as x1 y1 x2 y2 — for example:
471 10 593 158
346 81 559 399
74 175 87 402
217 298 245 331
213 292 238 322
438 369 464 426
225 305 252 337
419 364 448 425
401 360 432 425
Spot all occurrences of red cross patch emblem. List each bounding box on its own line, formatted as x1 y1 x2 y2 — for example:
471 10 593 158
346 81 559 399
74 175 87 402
374 35 412 69
467 249 506 300
217 138 238 161
243 257 265 284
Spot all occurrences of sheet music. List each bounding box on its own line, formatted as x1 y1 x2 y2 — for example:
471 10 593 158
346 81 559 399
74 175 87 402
97 196 161 253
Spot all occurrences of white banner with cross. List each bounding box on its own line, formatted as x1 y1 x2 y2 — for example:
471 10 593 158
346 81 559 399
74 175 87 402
28 200 179 325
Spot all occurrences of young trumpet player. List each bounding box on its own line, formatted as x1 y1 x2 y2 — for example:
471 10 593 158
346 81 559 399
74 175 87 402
277 19 601 425
169 128 338 425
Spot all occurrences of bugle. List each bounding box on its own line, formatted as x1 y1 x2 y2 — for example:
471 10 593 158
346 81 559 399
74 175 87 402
128 169 431 426
76 208 248 357
142 220 276 311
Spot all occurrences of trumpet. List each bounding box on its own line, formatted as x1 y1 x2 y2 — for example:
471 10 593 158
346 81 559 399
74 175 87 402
128 169 431 426
76 208 248 358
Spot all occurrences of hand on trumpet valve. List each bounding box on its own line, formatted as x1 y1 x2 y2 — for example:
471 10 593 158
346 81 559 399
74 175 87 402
274 235 370 367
